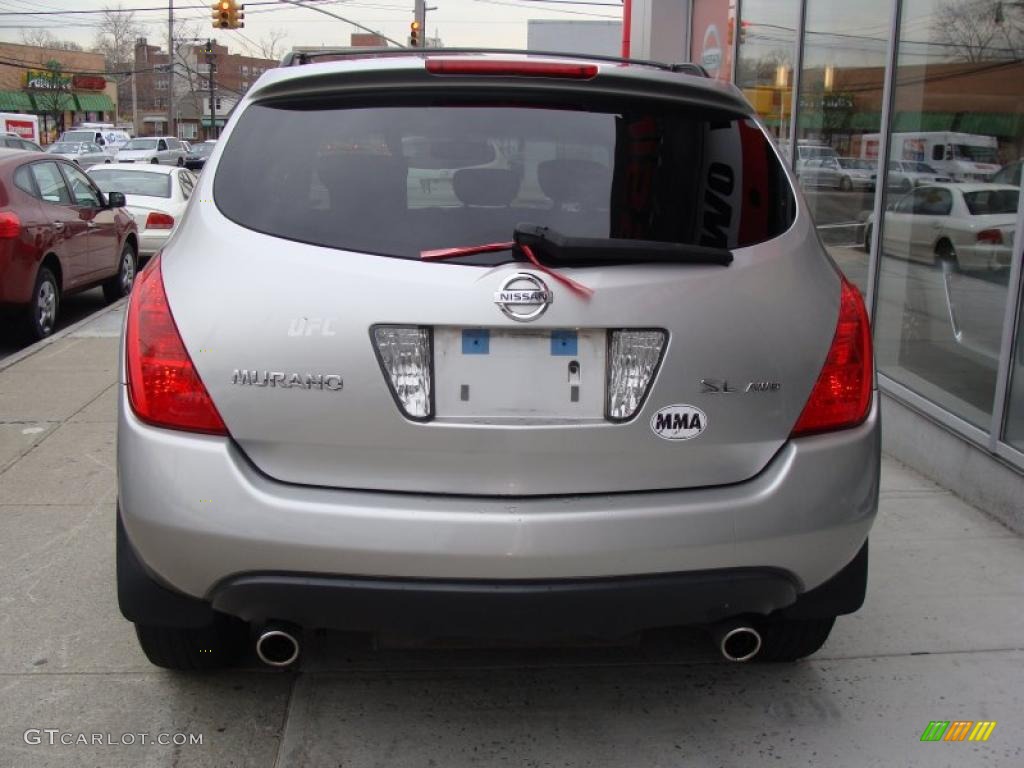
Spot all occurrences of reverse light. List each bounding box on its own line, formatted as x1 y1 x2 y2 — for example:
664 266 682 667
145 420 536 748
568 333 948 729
125 254 228 435
425 59 599 79
790 278 873 438
0 211 21 238
372 326 433 420
606 330 667 421
976 229 1004 245
145 211 175 229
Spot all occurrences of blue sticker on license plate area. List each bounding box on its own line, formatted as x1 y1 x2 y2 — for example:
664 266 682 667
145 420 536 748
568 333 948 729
461 329 490 354
550 330 578 356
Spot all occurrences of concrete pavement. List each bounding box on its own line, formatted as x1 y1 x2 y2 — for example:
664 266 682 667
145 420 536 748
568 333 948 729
0 306 1022 767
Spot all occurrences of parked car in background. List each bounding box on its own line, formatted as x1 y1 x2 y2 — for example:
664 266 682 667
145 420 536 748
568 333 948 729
798 156 875 191
117 51 878 671
866 183 1017 271
46 141 112 168
184 140 216 171
1 133 43 152
886 160 952 192
88 164 196 258
116 136 188 166
0 148 138 339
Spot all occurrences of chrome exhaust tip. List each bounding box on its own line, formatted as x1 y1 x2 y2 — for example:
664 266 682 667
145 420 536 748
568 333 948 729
715 625 762 662
255 627 300 667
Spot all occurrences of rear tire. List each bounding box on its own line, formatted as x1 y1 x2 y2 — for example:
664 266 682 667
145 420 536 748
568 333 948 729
102 242 137 302
864 224 873 253
25 266 59 340
755 616 836 662
151 157 159 164
135 616 248 671
936 240 960 273
839 176 852 192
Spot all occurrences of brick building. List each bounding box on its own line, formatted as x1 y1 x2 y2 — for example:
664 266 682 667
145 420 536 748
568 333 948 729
125 37 275 141
0 42 118 143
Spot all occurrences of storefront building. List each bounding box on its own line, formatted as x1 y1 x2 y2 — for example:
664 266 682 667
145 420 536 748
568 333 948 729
631 0 1024 529
0 43 117 143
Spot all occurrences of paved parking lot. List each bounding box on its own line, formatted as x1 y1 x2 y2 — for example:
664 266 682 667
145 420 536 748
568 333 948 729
0 303 1022 767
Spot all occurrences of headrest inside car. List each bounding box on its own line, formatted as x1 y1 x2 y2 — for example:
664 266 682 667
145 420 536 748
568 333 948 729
538 159 611 208
453 168 519 207
316 153 409 212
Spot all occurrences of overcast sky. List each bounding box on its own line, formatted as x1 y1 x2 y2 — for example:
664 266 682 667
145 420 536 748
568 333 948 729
0 0 625 58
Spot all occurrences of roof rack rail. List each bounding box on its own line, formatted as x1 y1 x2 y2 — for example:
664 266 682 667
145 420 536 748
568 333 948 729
280 47 708 77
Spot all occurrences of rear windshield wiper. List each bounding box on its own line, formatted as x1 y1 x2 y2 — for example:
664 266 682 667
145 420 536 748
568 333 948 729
513 224 734 268
419 225 733 299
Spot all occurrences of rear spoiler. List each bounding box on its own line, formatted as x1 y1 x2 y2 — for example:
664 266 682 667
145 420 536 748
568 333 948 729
280 47 709 78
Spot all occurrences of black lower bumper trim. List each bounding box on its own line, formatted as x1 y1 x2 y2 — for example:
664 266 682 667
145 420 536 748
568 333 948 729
209 569 798 638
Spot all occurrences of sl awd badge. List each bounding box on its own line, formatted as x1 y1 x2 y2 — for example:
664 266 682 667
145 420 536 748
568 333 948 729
651 404 707 441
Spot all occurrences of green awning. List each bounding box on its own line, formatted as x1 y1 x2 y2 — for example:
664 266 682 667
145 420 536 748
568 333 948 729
29 92 76 111
849 111 881 131
797 112 824 131
0 90 34 111
74 92 115 113
893 111 956 132
957 112 1023 137
201 118 226 127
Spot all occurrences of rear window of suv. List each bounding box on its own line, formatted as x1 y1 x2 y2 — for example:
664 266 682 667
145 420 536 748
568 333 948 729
214 98 795 260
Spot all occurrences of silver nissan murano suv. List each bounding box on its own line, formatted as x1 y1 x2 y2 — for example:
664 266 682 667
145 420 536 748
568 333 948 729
116 50 879 670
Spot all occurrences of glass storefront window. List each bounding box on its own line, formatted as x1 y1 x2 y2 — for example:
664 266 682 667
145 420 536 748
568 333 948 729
794 2 893 294
1004 273 1024 451
873 0 1022 430
735 0 800 144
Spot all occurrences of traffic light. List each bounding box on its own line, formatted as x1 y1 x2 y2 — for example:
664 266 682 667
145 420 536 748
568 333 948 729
409 20 422 47
211 0 244 29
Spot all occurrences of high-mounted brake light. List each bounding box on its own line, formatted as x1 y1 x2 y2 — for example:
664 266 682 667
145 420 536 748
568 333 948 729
145 211 175 230
125 254 228 435
0 211 21 239
425 59 599 79
790 278 873 438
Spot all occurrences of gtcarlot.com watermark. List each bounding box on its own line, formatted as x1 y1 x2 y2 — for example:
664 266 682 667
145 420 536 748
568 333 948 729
24 729 203 747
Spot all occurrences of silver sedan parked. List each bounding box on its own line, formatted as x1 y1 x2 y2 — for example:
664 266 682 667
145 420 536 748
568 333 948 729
46 141 111 168
116 50 879 671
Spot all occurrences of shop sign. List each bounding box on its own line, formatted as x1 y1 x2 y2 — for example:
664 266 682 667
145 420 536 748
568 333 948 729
24 70 72 90
72 75 107 91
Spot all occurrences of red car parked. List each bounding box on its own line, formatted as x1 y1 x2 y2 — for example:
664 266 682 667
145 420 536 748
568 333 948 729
0 148 138 339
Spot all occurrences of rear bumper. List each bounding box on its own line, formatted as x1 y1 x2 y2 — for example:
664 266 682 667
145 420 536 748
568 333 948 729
118 508 869 634
138 230 169 257
118 386 880 613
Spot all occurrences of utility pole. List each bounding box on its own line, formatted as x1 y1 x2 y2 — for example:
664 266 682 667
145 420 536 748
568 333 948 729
207 40 217 141
131 63 138 136
167 0 174 137
415 0 426 41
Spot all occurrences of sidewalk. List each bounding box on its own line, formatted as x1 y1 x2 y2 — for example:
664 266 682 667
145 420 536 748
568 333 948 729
0 307 1022 767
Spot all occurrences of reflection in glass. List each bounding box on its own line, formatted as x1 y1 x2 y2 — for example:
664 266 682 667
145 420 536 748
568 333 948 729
736 0 799 143
873 0 1021 430
1005 282 1024 451
795 1 892 294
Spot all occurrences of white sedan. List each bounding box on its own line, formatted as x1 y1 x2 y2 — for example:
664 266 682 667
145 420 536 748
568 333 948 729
87 164 197 258
866 183 1018 271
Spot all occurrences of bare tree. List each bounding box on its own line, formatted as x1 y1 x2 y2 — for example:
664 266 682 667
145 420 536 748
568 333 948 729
93 3 147 69
28 60 74 137
19 29 83 52
239 28 288 61
934 0 1024 62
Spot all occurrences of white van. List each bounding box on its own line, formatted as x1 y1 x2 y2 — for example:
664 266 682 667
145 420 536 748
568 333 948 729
60 126 132 155
861 132 999 182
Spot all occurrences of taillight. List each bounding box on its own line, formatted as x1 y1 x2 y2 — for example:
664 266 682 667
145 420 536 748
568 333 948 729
790 278 873 438
425 59 598 79
977 229 1004 245
606 330 667 421
372 326 433 420
145 211 175 229
125 253 228 435
0 210 21 239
